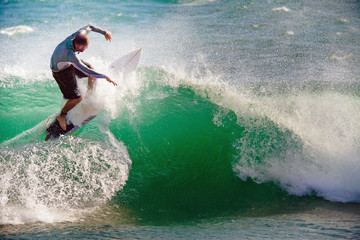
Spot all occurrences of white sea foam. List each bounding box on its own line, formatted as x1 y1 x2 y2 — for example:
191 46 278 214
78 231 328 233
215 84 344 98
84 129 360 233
0 25 34 36
182 0 217 6
229 88 360 203
272 6 291 12
0 137 131 224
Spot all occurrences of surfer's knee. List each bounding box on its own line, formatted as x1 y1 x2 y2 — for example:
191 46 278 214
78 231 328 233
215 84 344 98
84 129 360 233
71 96 82 104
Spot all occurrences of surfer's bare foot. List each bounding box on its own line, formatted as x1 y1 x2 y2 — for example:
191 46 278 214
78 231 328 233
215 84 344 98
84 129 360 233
56 115 67 131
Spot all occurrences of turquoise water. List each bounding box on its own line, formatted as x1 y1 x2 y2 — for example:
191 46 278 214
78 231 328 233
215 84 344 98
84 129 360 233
1 0 360 239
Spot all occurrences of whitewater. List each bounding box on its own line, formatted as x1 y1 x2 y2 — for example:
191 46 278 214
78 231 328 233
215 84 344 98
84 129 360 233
1 0 360 239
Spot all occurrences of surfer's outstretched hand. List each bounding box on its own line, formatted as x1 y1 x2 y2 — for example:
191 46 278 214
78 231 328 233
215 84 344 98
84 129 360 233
105 32 112 42
106 76 117 86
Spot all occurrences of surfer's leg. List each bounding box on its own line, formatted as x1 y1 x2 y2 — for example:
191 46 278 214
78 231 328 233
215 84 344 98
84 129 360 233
87 77 97 91
53 67 82 131
56 98 82 131
57 96 82 131
76 60 96 91
61 97 83 114
56 114 67 131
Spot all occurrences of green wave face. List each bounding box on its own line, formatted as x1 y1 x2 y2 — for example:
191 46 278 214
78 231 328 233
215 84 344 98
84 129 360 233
110 70 301 222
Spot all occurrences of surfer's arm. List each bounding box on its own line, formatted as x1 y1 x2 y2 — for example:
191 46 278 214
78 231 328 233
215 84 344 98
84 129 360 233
105 76 117 86
67 53 117 86
77 24 112 41
68 52 106 79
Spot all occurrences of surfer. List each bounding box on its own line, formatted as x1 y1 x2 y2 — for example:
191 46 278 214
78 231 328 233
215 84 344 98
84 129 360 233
50 24 117 131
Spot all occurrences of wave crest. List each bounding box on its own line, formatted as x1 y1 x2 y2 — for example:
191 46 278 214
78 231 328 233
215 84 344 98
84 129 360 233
0 25 34 36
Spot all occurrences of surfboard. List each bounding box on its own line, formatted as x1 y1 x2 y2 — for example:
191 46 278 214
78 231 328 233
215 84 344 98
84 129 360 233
45 48 142 141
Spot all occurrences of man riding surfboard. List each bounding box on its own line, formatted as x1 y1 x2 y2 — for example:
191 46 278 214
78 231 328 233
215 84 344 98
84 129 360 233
50 24 117 131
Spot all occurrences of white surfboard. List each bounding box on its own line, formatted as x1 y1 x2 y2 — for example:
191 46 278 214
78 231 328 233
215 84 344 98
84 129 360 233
109 48 142 76
45 48 142 141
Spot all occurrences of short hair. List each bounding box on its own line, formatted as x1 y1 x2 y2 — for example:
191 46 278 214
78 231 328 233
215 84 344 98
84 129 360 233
74 34 89 46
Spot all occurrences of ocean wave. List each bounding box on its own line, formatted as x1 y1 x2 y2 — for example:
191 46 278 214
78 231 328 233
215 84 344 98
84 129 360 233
2 67 360 224
115 68 360 205
0 25 34 36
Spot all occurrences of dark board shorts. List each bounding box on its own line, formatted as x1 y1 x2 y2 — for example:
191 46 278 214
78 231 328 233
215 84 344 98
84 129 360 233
52 60 93 99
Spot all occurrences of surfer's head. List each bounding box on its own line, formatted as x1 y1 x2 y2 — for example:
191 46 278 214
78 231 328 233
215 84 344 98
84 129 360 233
74 34 89 52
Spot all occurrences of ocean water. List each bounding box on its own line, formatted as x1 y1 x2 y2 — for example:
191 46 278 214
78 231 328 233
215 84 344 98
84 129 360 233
1 0 360 239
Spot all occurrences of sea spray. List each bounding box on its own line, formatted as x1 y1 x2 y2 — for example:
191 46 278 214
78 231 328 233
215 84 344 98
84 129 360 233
245 89 360 202
0 137 131 224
